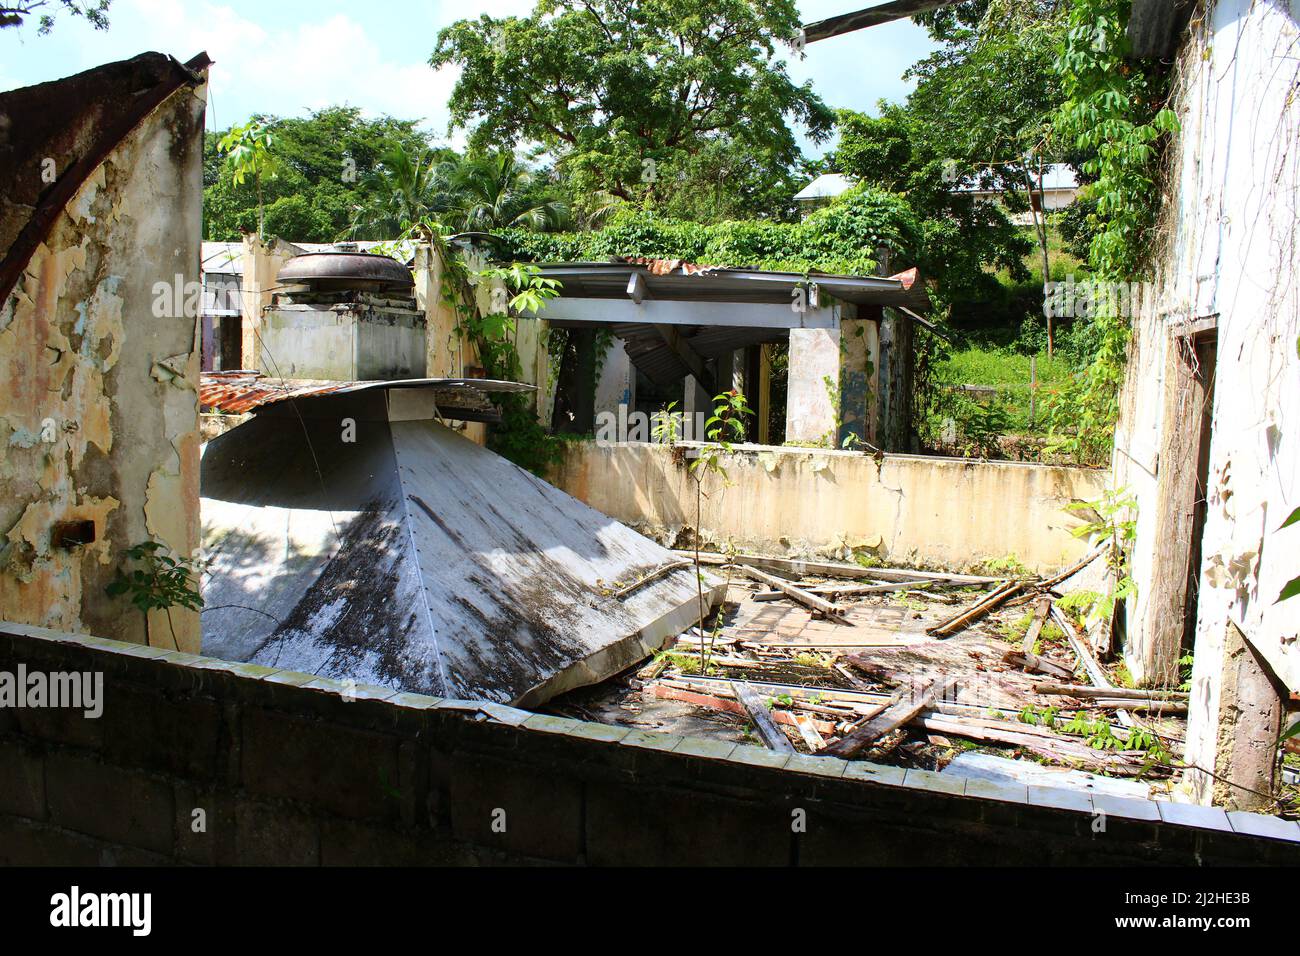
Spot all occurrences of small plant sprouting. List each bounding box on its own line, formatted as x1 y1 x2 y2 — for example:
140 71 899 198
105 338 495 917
106 542 205 649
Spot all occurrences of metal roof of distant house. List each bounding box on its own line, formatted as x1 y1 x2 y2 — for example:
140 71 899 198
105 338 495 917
954 164 1080 194
533 258 929 310
794 173 857 202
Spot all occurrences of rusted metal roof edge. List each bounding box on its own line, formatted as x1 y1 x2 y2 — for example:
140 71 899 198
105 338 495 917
199 374 534 415
0 51 213 309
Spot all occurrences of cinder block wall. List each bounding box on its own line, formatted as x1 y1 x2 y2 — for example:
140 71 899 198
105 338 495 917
1 623 1295 866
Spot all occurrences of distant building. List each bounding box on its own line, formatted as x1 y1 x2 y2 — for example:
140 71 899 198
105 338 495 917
793 173 856 215
955 164 1081 225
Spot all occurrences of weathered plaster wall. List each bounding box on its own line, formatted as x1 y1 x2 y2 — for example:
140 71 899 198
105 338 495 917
1111 1 1300 800
0 68 207 651
550 442 1107 574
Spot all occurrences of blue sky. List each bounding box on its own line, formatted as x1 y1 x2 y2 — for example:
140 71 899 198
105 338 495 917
0 0 938 156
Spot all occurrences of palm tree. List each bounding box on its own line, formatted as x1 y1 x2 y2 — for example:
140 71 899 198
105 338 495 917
442 152 569 233
350 145 452 239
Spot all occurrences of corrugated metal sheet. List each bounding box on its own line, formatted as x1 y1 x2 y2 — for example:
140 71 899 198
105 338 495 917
199 372 532 415
200 412 722 706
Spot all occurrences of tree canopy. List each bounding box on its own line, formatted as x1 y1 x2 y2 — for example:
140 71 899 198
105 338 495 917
203 107 443 243
430 0 833 223
0 0 110 32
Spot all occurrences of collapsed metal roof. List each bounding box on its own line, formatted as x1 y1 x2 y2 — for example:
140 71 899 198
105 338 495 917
200 371 531 423
200 391 722 706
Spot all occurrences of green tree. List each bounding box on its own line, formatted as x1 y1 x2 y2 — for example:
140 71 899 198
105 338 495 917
204 107 441 243
442 152 569 232
217 120 281 241
351 144 451 239
0 0 109 32
430 0 832 222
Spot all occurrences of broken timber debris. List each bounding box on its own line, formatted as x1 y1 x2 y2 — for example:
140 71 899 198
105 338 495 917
728 564 848 621
1001 649 1076 681
675 551 998 586
734 680 798 753
751 580 935 601
819 677 959 757
927 580 1022 636
1021 597 1052 657
1033 683 1189 701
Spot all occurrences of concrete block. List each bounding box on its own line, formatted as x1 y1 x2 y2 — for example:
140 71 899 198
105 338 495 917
45 752 175 855
449 752 583 863
101 686 226 781
1227 810 1300 842
239 708 401 821
1157 799 1234 833
902 768 966 796
320 819 474 866
0 814 106 866
586 780 790 866
234 797 319 865
671 736 737 761
0 739 45 819
784 753 848 780
1028 785 1094 814
842 761 906 786
172 784 236 866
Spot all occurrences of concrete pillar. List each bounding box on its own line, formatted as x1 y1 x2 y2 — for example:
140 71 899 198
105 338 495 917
240 235 298 373
594 337 634 431
875 307 914 452
1186 621 1287 809
840 304 879 448
785 328 839 444
682 374 713 439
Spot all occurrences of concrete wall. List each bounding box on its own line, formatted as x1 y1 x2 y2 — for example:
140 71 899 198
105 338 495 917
1110 0 1300 801
3 621 1294 865
549 442 1108 574
0 61 208 652
259 304 426 381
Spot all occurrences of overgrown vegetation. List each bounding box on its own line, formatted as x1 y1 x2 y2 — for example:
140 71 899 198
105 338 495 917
105 542 204 650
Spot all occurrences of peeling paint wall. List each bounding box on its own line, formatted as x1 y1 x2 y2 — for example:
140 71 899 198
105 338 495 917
550 442 1107 574
0 64 207 651
1111 1 1300 801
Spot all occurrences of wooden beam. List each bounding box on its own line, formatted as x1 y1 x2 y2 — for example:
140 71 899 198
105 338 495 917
1021 597 1053 657
626 271 647 305
1032 683 1189 701
734 681 798 753
675 550 999 586
1001 649 1076 681
819 677 957 757
926 581 1021 637
653 323 713 392
729 564 848 621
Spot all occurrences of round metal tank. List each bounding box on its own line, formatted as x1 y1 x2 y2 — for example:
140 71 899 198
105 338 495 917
277 252 414 292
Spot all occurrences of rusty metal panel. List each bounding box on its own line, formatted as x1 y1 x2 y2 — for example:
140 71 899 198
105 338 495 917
200 411 720 706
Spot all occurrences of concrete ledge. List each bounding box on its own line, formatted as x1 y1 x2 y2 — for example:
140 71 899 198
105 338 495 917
1 621 1297 866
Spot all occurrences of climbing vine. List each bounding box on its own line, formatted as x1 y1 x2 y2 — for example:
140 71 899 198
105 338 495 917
1046 0 1179 464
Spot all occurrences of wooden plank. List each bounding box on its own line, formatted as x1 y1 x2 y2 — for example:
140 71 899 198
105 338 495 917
1033 683 1189 701
1001 649 1076 681
819 677 957 757
1051 604 1135 729
1090 699 1188 715
1038 544 1107 590
752 580 933 601
926 581 1021 637
674 551 999 585
1021 597 1052 656
733 681 798 753
729 564 847 621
